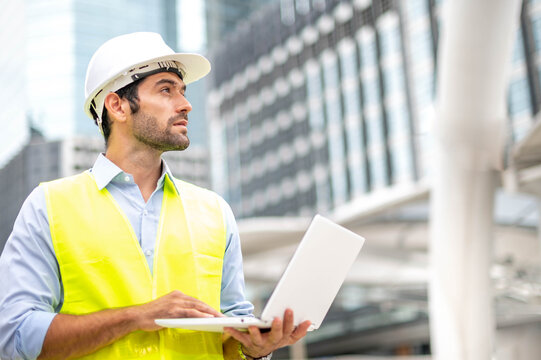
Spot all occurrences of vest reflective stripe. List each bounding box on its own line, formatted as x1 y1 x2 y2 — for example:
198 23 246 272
43 172 226 359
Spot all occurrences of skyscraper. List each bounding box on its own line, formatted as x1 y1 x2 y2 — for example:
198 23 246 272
207 0 541 219
24 0 178 140
0 0 27 166
174 0 279 149
205 0 278 50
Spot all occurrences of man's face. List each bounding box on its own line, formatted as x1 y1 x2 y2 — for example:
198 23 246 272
130 72 192 152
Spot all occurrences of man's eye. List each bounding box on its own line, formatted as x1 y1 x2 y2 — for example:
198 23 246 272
161 87 171 93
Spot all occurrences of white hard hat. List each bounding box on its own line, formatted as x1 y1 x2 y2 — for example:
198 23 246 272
84 32 211 132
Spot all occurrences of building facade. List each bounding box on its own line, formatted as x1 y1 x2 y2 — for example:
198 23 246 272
205 0 278 50
0 132 62 252
208 0 541 219
24 0 178 140
0 0 28 166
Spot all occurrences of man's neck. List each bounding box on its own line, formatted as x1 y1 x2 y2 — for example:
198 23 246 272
105 145 163 202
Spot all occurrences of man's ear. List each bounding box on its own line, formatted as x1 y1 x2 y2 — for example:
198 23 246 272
104 92 129 123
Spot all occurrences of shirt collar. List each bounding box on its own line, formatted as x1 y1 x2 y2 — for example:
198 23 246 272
90 153 179 193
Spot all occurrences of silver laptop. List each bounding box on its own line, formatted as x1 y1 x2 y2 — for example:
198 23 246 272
155 214 365 332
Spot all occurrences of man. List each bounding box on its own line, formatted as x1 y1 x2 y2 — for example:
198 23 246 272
0 32 310 359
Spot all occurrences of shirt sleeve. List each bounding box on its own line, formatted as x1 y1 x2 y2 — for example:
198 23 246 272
218 196 254 317
0 186 62 360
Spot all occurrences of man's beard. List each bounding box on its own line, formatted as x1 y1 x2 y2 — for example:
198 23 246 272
132 111 190 152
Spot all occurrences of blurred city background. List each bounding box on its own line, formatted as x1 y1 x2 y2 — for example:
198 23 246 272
1 0 541 358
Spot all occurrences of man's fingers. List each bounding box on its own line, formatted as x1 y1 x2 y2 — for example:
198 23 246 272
267 317 284 345
182 309 218 318
224 327 250 345
151 290 223 319
166 302 217 318
225 314 311 358
247 326 265 347
168 290 223 317
190 301 224 317
282 309 295 335
290 320 311 342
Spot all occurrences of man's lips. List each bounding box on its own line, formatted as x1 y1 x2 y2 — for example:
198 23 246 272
173 119 188 127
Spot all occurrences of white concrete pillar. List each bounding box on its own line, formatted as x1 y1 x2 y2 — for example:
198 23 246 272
289 339 307 359
429 1 521 359
496 322 541 360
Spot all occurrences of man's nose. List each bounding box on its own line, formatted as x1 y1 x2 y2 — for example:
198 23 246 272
176 95 192 113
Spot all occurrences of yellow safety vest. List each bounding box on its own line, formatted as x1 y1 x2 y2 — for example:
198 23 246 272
43 171 226 359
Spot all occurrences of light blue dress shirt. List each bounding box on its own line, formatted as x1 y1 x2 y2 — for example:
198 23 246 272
0 154 253 360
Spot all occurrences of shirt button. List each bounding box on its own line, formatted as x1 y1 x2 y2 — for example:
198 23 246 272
124 176 130 182
145 250 152 256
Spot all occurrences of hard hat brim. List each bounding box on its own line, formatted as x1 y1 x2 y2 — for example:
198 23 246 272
84 52 210 121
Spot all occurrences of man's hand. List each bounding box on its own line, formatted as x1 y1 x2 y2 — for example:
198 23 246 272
223 309 311 359
136 290 224 331
39 290 223 360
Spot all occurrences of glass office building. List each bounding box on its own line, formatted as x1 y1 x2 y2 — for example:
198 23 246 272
508 0 541 143
205 0 277 50
0 1 28 165
208 0 541 219
1 0 278 164
24 0 177 140
177 0 277 148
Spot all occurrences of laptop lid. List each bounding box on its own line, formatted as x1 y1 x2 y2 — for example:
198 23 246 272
259 214 365 329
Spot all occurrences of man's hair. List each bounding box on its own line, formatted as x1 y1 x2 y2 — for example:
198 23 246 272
93 70 184 145
97 79 143 145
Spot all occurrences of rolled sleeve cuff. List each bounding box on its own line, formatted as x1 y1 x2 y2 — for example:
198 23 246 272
16 311 56 359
